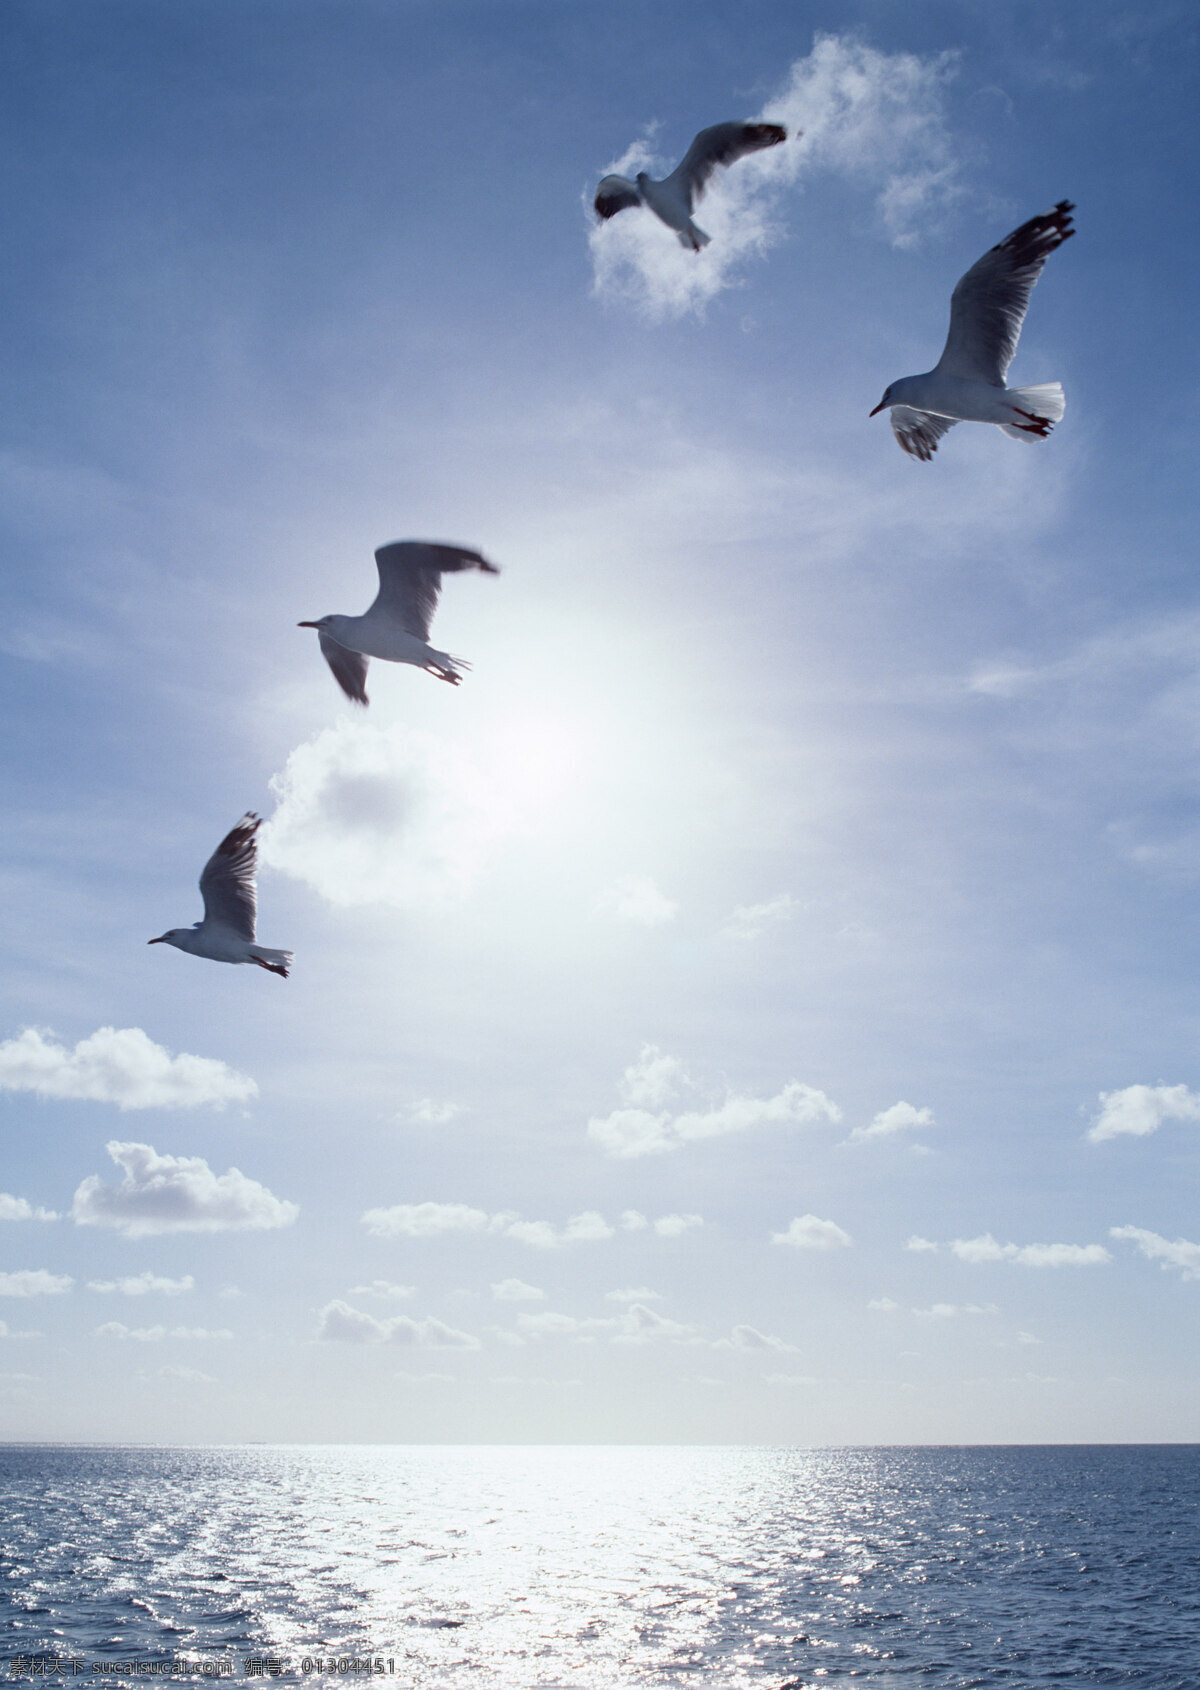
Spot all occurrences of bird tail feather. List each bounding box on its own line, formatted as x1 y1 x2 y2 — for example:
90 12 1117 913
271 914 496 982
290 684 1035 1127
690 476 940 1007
676 223 711 251
1001 383 1065 441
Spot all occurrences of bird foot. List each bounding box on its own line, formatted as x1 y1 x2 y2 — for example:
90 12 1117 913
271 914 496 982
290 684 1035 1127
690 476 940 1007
252 958 288 977
1012 409 1052 436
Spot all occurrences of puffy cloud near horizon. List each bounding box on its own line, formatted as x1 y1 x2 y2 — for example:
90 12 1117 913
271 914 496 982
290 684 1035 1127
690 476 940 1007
0 1193 58 1223
714 1323 796 1352
491 1278 546 1302
1110 1225 1200 1280
913 1302 998 1319
0 1027 256 1112
595 875 678 926
0 1269 72 1297
772 1214 852 1251
589 1044 841 1159
906 1235 939 1253
262 722 507 911
1087 1084 1200 1143
315 1300 480 1347
722 894 802 940
849 1101 937 1144
72 1142 298 1238
950 1234 1111 1267
86 1271 194 1296
348 1280 415 1300
589 32 962 318
515 1302 696 1345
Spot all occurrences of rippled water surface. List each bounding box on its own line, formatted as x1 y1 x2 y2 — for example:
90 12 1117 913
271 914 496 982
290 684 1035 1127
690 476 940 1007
2 1445 1197 1687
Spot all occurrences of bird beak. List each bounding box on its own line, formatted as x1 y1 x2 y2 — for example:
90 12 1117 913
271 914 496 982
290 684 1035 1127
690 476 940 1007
298 621 319 628
148 936 165 944
869 400 887 417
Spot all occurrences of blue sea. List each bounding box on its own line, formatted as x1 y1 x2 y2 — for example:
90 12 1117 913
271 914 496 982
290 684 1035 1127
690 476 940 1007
1 1445 1196 1687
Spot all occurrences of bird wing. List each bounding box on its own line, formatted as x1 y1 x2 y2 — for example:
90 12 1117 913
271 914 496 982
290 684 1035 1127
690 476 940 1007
594 174 643 219
198 814 260 940
665 121 787 210
368 540 499 642
890 407 959 462
936 201 1074 385
318 628 370 705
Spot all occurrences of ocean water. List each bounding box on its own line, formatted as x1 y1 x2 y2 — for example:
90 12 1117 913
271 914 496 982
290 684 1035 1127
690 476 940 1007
1 1445 1196 1688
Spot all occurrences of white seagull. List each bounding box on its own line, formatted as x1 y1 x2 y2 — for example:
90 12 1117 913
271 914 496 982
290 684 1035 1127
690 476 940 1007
149 814 292 977
870 201 1075 460
300 539 499 706
594 121 788 251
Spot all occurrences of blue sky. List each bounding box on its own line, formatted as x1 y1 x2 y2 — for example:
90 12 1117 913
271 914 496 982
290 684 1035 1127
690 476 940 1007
1 0 1199 1442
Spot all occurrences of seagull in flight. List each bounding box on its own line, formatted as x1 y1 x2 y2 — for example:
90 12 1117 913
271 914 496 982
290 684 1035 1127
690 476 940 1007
149 814 292 977
870 201 1075 460
594 121 788 251
300 540 499 706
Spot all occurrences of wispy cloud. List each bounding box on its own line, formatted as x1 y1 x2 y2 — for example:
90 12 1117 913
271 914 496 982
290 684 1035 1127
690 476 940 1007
714 1323 796 1352
721 894 802 940
589 1044 840 1158
950 1234 1111 1267
589 33 962 318
315 1300 480 1347
94 1324 232 1341
913 1302 998 1319
772 1214 852 1251
491 1278 546 1302
0 1270 72 1297
1110 1225 1200 1281
86 1271 194 1296
362 1201 697 1246
405 1099 463 1126
905 1235 939 1253
73 1141 298 1238
595 875 678 926
514 1303 696 1345
1087 1083 1200 1143
848 1101 936 1144
347 1280 415 1300
0 1027 256 1111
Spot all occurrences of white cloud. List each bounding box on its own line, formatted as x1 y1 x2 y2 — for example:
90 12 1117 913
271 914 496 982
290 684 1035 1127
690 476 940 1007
94 1323 232 1341
72 1141 298 1238
0 1321 41 1340
849 1101 936 1143
595 875 678 926
765 1373 820 1387
905 1235 939 1253
615 1303 695 1345
86 1272 194 1296
515 1303 695 1345
589 32 961 318
913 1303 998 1319
315 1300 480 1347
405 1099 462 1125
722 894 802 940
589 1047 841 1159
653 1213 703 1238
605 1286 661 1303
868 1297 900 1311
0 1270 72 1297
361 1201 490 1239
0 1194 57 1222
491 1278 546 1302
950 1234 1111 1267
158 1365 215 1383
772 1214 852 1251
715 1324 796 1352
0 1026 256 1111
347 1280 415 1300
1087 1083 1200 1143
262 721 508 910
503 1212 615 1249
362 1202 687 1249
1110 1225 1200 1281
1017 1332 1042 1346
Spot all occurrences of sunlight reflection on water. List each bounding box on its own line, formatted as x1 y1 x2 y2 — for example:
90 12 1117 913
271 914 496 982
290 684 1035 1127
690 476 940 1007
2 1445 1197 1687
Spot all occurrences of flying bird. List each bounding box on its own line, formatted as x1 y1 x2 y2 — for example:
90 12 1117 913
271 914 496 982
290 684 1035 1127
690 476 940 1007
300 540 499 705
870 201 1075 460
149 814 292 977
594 121 788 251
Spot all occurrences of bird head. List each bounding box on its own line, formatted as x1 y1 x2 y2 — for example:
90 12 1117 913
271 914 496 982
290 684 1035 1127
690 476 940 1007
148 930 184 948
869 385 895 417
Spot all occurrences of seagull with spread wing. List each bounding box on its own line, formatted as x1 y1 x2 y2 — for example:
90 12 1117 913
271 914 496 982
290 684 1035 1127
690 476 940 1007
594 121 788 251
299 540 499 706
149 814 292 977
870 201 1075 461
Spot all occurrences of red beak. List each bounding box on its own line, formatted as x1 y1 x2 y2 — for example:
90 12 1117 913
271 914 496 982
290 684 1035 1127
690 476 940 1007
869 401 887 417
298 621 319 628
148 936 165 944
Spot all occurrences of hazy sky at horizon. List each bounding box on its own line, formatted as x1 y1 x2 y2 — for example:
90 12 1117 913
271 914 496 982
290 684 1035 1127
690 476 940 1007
1 0 1199 1443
